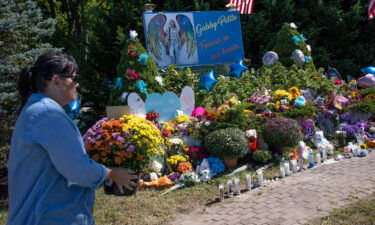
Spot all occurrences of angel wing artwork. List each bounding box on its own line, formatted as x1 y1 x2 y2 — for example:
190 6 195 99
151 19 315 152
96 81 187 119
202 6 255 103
146 13 198 67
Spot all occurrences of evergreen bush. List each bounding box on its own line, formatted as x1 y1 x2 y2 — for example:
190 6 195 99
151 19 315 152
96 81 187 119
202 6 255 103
204 127 248 159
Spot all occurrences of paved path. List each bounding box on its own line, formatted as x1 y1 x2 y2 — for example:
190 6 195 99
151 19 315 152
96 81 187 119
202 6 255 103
172 152 375 225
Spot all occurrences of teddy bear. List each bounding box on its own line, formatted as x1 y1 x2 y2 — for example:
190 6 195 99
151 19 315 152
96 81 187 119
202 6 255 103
195 158 212 182
312 131 334 155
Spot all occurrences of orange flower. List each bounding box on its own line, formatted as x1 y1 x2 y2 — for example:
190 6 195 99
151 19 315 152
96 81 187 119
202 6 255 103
114 157 122 165
176 162 192 174
136 155 144 161
124 152 133 159
100 151 107 157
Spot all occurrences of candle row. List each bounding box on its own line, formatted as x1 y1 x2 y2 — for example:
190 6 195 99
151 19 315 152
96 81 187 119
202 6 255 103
218 170 264 201
280 150 330 178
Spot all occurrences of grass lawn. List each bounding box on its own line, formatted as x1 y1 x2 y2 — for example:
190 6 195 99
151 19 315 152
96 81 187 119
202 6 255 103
311 194 375 225
0 166 280 225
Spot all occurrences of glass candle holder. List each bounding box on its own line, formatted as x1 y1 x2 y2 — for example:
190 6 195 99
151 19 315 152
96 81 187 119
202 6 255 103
234 178 241 195
227 180 233 197
308 152 315 167
257 169 263 186
291 159 297 173
298 158 303 172
284 161 291 175
218 184 224 201
280 166 286 178
316 151 321 164
245 174 251 191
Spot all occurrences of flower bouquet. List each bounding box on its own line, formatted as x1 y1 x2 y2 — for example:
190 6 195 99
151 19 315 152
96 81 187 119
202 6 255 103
83 115 164 195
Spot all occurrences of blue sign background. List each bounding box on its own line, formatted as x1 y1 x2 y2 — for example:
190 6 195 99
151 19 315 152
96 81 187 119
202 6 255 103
143 11 244 67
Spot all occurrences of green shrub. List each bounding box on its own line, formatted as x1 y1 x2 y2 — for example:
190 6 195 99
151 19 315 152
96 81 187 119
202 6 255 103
345 100 375 114
262 117 303 152
251 149 272 165
215 103 253 130
277 102 318 121
204 128 248 159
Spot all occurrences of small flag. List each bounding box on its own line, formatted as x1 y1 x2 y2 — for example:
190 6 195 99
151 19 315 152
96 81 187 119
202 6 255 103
369 0 375 20
228 0 254 15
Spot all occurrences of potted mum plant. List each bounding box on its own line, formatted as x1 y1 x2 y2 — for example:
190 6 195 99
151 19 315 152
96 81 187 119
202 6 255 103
204 127 248 168
83 115 164 196
262 117 303 154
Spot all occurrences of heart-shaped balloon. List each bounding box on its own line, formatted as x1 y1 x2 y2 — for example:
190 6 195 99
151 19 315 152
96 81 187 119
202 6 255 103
145 92 181 122
198 70 218 91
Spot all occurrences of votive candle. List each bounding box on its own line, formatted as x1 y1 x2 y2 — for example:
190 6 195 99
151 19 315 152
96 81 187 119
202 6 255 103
245 174 252 191
227 180 233 197
257 169 263 186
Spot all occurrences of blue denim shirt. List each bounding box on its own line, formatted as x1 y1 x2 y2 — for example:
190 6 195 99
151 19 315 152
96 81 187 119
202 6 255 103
7 93 107 225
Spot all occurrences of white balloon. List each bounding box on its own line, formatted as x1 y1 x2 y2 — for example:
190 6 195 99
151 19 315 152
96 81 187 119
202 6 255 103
127 92 146 118
180 86 195 116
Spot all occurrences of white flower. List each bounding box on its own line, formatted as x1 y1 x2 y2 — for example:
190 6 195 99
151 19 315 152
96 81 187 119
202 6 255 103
306 45 311 52
129 30 138 41
155 75 164 86
168 137 183 145
204 121 211 127
290 23 297 29
245 129 257 138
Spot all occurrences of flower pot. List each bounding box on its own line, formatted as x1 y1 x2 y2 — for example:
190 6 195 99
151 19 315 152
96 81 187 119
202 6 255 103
103 179 137 196
106 106 130 119
223 158 238 168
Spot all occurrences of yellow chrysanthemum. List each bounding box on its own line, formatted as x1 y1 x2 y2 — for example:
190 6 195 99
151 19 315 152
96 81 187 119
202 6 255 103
273 89 292 101
289 86 300 98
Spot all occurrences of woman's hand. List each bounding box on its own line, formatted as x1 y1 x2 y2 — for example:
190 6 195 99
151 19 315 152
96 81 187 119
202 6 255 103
106 168 138 194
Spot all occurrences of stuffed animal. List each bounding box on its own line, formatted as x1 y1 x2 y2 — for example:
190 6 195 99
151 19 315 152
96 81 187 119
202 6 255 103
199 169 211 182
196 158 211 182
297 141 308 160
312 131 334 154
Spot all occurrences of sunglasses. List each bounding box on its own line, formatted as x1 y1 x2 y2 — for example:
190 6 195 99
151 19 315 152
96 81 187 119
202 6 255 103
61 74 80 83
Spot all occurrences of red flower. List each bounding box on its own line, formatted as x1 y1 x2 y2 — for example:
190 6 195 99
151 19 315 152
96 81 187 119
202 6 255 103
334 78 343 85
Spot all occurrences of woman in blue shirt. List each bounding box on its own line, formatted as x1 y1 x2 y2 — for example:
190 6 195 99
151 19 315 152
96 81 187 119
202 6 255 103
7 53 137 225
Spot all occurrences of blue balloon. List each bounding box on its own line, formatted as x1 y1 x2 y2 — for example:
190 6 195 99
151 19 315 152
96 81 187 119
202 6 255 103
361 66 375 76
64 97 80 120
199 70 218 91
229 60 248 78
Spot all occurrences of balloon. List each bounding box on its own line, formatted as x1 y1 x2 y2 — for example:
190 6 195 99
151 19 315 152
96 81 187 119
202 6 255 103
360 66 375 76
357 74 375 88
229 60 248 78
262 51 278 66
198 70 217 91
291 49 305 65
64 97 80 120
326 68 342 79
191 107 207 118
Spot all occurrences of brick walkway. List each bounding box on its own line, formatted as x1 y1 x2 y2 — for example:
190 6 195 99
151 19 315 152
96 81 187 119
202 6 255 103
172 152 375 225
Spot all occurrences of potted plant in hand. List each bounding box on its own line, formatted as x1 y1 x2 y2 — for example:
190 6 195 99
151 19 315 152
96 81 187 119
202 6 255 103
204 127 248 168
83 115 164 196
